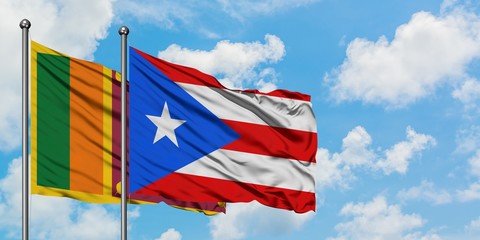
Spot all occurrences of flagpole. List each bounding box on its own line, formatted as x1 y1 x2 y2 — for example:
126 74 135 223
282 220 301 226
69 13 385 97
119 25 129 240
20 18 31 240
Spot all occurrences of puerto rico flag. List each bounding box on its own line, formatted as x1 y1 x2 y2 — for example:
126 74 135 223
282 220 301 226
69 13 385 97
129 47 317 213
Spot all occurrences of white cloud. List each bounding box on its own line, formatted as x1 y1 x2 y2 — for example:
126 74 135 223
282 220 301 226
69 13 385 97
440 0 460 13
155 228 182 240
158 34 285 91
457 182 480 202
315 126 375 190
115 0 194 29
397 180 452 205
328 196 431 240
455 125 480 154
468 150 480 177
456 148 480 202
339 126 376 167
0 158 23 233
217 0 319 21
434 216 480 240
118 0 318 27
315 148 354 190
0 0 114 151
326 7 480 108
209 202 314 240
128 206 141 219
7 0 114 60
465 216 480 233
316 126 436 190
403 232 442 240
375 127 436 175
0 158 120 239
50 204 119 240
452 78 480 111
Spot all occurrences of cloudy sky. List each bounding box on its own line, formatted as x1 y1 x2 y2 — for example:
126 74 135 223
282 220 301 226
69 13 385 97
1 0 480 239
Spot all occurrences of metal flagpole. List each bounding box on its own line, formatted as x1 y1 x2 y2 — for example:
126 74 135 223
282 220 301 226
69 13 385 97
20 18 31 240
119 25 129 240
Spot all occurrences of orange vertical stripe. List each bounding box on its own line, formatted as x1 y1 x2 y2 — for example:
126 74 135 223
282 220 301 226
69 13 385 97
69 58 104 194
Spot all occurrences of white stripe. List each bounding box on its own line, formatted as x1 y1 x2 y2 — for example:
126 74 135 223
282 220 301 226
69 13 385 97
176 149 316 192
178 83 316 132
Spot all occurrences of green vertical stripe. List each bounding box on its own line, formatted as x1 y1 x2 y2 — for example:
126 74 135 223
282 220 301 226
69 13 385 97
37 53 71 190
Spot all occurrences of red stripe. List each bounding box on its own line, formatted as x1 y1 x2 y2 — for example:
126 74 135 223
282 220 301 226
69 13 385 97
221 120 317 162
132 47 311 101
134 172 316 213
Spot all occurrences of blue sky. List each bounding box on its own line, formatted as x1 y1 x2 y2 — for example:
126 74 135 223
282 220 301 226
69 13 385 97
1 0 480 239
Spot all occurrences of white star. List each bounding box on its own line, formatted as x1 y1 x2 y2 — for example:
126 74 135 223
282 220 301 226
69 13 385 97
146 102 186 147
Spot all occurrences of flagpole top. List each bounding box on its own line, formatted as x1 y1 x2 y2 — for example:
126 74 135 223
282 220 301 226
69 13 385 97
19 19 31 29
118 26 129 36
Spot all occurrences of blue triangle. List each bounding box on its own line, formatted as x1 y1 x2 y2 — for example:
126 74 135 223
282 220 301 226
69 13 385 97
129 49 239 193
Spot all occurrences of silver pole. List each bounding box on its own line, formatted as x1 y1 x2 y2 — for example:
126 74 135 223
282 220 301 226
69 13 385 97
19 18 31 240
119 25 129 240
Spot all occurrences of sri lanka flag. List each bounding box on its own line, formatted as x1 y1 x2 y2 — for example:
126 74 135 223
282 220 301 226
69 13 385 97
129 47 317 213
31 41 224 215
